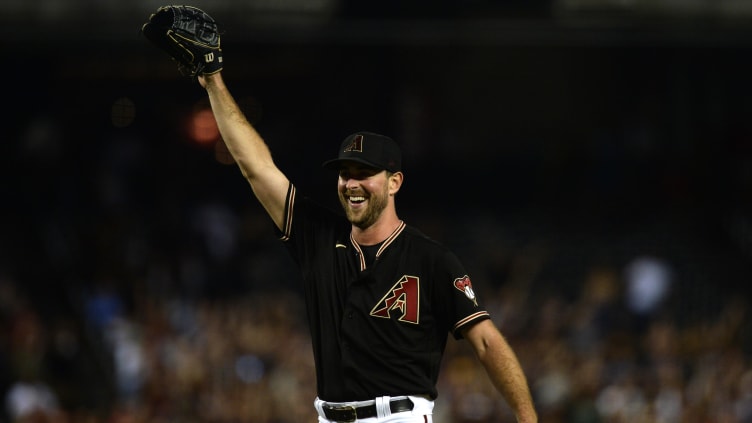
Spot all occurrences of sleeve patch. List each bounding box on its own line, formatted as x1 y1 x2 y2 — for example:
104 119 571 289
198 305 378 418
453 275 478 306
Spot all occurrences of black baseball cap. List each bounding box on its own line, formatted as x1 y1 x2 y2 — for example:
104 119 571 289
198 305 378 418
322 132 402 173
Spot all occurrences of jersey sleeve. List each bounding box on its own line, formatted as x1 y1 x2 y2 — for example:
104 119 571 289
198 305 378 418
437 250 491 340
276 183 296 242
273 183 350 267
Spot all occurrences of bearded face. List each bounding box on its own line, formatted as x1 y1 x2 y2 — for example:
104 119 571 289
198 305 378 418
337 165 391 229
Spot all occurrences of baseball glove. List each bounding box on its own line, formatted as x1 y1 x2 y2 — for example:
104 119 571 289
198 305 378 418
142 5 223 76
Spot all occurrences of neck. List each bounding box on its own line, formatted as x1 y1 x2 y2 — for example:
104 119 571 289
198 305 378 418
351 213 402 246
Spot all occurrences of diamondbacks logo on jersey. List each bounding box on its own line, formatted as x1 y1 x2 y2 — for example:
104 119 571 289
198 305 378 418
343 134 364 153
370 275 420 324
454 275 478 306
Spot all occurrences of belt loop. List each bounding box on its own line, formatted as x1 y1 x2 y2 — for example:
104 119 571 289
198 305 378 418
375 395 391 418
313 397 326 419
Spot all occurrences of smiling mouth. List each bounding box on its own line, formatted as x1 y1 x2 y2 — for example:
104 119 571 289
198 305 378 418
348 196 366 204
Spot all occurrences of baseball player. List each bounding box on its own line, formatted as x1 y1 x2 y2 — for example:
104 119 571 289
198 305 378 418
142 7 537 422
199 74 536 422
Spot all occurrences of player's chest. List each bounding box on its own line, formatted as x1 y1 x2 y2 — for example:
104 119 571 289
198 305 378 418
329 250 433 321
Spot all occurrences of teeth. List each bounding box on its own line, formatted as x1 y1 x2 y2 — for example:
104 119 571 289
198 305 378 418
350 196 365 202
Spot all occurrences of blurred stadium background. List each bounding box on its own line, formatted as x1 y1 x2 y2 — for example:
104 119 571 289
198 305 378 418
1 0 751 422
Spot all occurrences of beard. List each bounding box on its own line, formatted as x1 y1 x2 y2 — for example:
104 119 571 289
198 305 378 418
339 184 389 230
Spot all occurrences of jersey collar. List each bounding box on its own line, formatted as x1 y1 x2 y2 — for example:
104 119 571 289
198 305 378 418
350 221 406 271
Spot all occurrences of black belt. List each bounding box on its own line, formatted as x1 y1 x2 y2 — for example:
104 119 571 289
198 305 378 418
322 398 414 422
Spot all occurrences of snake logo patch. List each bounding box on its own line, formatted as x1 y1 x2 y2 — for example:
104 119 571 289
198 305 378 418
454 275 478 306
370 275 420 324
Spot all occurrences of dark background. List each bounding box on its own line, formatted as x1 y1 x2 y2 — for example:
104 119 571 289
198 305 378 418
1 0 751 421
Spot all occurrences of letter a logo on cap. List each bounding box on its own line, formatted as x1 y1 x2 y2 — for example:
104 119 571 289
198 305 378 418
343 134 364 153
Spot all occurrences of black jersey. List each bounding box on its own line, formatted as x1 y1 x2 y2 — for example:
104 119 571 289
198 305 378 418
277 184 490 402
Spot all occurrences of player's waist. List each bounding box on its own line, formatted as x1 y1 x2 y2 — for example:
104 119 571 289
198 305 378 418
314 395 433 421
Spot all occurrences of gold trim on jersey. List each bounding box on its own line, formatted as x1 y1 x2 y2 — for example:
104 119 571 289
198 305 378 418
452 311 490 333
349 221 406 271
279 183 296 241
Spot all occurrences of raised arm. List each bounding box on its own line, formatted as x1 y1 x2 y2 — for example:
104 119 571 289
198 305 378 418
199 73 290 230
463 319 538 423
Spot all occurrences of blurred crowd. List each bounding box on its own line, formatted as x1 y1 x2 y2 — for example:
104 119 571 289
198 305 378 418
0 198 750 423
2 40 751 421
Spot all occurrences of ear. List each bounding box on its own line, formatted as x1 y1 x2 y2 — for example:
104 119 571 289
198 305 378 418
388 171 403 195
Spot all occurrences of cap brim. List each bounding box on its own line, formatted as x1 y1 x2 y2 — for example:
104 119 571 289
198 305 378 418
322 158 385 171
